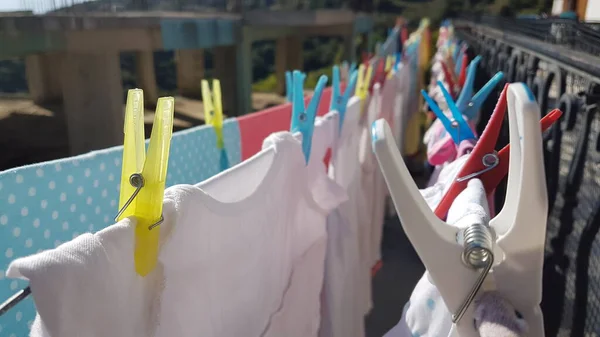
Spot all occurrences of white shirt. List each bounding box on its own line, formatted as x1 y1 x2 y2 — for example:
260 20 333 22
261 117 348 337
7 218 164 337
320 97 367 337
9 131 344 337
158 132 342 337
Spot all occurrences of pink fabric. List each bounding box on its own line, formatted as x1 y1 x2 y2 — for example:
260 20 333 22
425 117 477 166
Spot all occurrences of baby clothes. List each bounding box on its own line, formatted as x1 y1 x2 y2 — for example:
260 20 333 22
158 132 343 337
0 120 242 336
7 129 342 337
384 179 491 337
7 218 164 337
320 97 367 337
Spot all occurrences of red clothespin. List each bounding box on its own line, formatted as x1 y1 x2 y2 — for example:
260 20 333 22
370 58 387 93
441 61 458 98
458 53 469 88
433 84 563 219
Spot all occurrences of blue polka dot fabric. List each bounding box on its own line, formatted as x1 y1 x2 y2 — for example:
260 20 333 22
0 119 241 336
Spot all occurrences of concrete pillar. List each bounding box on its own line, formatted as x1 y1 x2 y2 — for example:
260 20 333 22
61 52 124 155
176 49 205 98
275 36 303 95
25 53 63 104
235 35 253 116
135 51 159 105
214 45 238 114
343 32 356 63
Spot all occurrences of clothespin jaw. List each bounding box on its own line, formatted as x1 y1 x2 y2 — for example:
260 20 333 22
201 79 225 149
462 71 505 120
285 71 293 102
117 89 174 277
421 80 475 144
331 65 359 131
290 70 328 164
456 55 482 112
371 83 557 337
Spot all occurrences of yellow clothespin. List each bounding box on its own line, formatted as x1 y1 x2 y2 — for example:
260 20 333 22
116 89 175 276
355 64 373 100
201 79 225 149
355 64 372 115
385 55 392 73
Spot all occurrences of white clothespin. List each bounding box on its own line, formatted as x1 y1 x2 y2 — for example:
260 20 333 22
371 83 547 337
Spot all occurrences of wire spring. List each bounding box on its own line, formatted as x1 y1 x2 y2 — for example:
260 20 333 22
462 222 494 269
452 222 495 324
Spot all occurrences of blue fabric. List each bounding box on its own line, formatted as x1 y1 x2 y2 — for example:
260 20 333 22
0 119 241 336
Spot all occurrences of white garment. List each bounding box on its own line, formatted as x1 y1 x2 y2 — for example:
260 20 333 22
384 178 491 337
320 97 367 337
9 131 344 337
159 131 343 337
7 218 164 337
262 114 348 337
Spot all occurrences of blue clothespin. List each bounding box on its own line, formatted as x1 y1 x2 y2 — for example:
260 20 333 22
456 55 481 111
350 61 357 75
290 70 328 164
393 52 402 71
461 69 505 120
421 80 476 145
331 65 359 132
285 71 293 102
454 51 463 77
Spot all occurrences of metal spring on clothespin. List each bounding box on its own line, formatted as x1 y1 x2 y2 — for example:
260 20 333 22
452 216 495 324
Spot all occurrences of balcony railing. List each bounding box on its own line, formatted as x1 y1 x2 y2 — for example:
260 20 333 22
455 14 600 58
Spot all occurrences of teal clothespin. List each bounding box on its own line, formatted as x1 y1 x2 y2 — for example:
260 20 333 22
331 65 359 132
393 52 402 71
290 70 328 164
454 51 463 77
421 80 476 145
452 41 461 63
456 55 482 112
461 71 505 120
285 71 293 102
350 62 358 76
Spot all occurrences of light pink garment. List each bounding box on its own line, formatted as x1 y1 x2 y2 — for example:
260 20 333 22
424 117 478 166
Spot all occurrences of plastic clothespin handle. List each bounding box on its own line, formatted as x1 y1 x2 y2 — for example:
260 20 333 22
433 84 562 219
118 89 146 221
331 66 359 132
440 61 458 98
454 50 464 77
458 53 469 88
463 71 505 120
285 71 293 102
456 55 481 112
290 70 328 164
421 81 475 145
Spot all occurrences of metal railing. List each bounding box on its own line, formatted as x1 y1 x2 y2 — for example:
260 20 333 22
456 15 600 59
455 18 600 337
